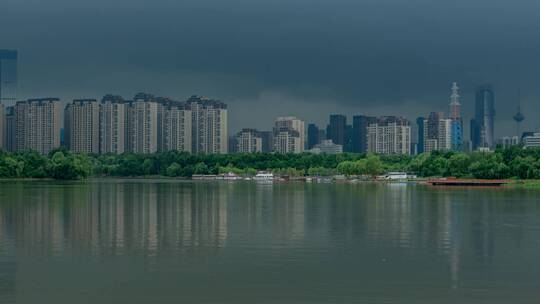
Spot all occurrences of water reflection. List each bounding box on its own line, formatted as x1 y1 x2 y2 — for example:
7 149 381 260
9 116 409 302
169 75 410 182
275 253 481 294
0 181 539 257
0 180 539 303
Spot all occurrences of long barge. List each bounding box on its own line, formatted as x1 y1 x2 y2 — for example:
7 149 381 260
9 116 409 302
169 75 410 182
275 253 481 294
427 178 508 187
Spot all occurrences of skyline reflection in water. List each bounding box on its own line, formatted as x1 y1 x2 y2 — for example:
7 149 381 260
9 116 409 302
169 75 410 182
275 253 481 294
0 180 539 303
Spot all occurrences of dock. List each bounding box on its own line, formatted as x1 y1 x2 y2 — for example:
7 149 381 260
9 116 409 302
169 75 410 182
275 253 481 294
427 178 508 187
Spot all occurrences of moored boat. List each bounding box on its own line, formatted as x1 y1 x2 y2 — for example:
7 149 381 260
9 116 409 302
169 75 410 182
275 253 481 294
254 172 274 181
427 177 508 187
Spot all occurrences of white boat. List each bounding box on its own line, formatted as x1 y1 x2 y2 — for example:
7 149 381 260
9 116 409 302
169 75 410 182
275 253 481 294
380 172 411 181
222 172 242 180
253 172 274 181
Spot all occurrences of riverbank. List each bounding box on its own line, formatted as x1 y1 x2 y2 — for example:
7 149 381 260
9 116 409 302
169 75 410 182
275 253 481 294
509 180 540 189
3 147 540 181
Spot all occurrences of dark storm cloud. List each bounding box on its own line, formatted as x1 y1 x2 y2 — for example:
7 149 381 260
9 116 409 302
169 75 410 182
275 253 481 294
2 0 540 134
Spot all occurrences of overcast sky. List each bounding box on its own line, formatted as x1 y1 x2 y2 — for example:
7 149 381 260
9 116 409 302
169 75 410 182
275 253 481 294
2 0 540 136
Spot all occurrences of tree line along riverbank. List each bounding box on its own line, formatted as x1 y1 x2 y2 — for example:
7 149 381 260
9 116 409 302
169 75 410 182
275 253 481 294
1 147 540 180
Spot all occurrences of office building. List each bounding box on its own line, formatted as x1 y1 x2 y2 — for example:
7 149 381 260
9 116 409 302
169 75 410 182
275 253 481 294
416 117 425 154
258 131 274 153
523 133 540 149
64 99 100 154
307 123 320 149
228 136 238 153
367 116 411 155
471 86 495 150
186 96 228 154
273 116 305 154
423 112 452 153
327 114 347 146
318 129 326 144
99 95 126 154
308 139 343 154
236 128 263 153
4 106 15 151
0 50 17 105
126 93 159 154
157 98 192 152
352 115 376 153
14 98 61 154
344 124 353 152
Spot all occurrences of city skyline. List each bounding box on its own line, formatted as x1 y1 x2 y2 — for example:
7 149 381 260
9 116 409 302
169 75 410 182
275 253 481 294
3 0 540 135
0 48 536 140
0 70 533 139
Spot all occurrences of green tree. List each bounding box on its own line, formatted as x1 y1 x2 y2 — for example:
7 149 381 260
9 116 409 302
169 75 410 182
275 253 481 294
0 156 24 177
46 151 92 180
363 155 383 176
193 162 209 175
468 153 510 179
447 153 471 177
510 156 539 179
166 162 183 177
337 161 361 176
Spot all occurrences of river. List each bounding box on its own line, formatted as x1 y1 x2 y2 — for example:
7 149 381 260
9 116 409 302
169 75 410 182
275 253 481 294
0 179 538 303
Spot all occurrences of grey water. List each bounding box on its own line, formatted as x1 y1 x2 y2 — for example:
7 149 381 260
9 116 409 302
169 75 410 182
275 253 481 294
0 179 539 303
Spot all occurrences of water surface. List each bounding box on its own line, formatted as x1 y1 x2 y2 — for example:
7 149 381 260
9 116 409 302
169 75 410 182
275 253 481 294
0 179 539 303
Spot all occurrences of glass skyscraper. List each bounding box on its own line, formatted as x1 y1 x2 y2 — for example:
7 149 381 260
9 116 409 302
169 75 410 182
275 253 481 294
326 114 347 146
471 86 495 150
0 50 18 105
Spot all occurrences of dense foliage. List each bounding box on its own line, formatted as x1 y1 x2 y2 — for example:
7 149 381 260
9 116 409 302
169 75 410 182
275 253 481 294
1 146 540 180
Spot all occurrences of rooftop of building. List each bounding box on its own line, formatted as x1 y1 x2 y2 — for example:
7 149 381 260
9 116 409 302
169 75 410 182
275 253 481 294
373 116 410 125
72 99 98 104
101 95 125 103
186 95 227 109
22 98 61 104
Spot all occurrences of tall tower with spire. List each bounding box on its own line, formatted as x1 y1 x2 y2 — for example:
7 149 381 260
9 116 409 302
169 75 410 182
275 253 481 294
513 103 525 138
449 82 463 151
449 82 461 120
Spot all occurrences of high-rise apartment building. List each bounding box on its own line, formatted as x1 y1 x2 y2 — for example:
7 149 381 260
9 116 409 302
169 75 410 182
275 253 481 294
64 99 100 154
14 98 61 154
186 96 228 154
99 95 126 154
126 93 158 154
327 114 347 146
422 112 452 153
0 104 4 150
367 116 411 155
236 128 263 153
4 106 15 152
352 115 376 153
471 86 495 150
273 116 305 154
0 50 17 105
157 98 192 152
